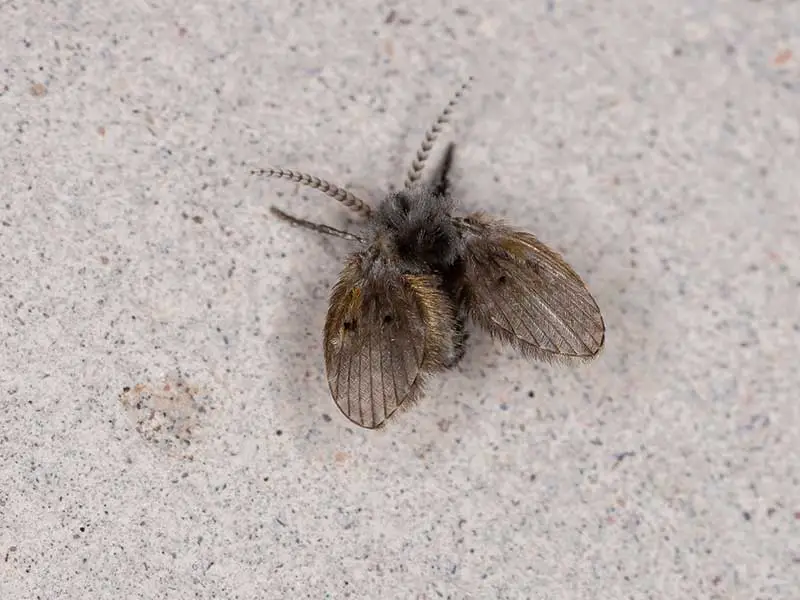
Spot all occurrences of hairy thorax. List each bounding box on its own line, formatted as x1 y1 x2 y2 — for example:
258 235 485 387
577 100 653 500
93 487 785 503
371 188 466 274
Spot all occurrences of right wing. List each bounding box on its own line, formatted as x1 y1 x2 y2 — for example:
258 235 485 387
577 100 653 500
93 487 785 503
459 212 605 361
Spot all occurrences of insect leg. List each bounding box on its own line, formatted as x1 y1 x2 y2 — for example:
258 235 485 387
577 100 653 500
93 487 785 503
270 207 365 243
440 274 471 369
430 142 456 197
442 303 470 368
441 323 468 368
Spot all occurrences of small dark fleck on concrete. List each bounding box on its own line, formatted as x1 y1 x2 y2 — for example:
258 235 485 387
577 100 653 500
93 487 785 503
742 511 751 521
275 429 283 436
612 451 635 468
321 413 332 422
192 215 203 224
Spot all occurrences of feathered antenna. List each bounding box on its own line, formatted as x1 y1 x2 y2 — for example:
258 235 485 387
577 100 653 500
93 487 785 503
404 76 474 189
251 167 373 218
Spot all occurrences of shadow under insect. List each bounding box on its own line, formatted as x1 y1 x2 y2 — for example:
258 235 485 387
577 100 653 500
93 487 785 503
253 76 605 430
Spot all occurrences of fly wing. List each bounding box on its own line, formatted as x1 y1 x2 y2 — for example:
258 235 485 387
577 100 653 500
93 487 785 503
323 255 455 429
459 212 605 360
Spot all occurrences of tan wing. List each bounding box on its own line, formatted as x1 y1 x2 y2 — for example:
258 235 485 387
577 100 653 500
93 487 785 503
460 212 605 360
323 255 455 429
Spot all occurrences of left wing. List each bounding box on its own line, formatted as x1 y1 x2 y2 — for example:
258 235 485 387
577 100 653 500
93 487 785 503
323 254 456 428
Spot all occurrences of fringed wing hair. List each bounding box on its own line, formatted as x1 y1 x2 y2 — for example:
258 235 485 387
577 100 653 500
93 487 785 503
323 255 456 429
459 213 605 361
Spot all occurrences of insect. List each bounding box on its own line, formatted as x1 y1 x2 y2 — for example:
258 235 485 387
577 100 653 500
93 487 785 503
252 77 605 429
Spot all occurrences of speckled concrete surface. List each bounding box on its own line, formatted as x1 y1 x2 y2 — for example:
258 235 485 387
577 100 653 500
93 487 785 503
1 1 798 598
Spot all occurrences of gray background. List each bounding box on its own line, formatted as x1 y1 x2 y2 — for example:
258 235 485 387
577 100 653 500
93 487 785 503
2 1 798 598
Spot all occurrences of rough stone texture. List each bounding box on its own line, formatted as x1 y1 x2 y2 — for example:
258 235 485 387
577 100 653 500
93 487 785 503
1 1 798 598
